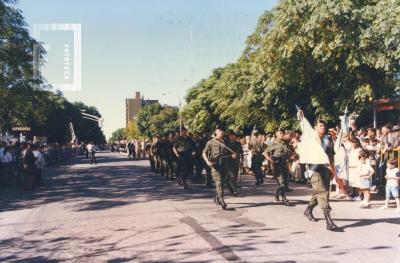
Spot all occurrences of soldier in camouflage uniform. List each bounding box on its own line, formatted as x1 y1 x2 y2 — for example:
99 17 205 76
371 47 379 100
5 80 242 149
151 136 161 173
202 132 213 187
203 126 237 209
147 138 156 172
248 129 265 185
164 133 176 180
302 117 338 231
173 127 195 190
225 130 243 194
264 129 292 206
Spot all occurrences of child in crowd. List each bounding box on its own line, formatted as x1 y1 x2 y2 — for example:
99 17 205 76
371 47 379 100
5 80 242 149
357 150 374 208
380 158 400 213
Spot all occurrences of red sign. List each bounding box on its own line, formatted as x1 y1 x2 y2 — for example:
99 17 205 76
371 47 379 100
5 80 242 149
374 97 400 112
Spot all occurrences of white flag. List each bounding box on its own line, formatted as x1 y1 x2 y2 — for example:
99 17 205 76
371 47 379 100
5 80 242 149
297 112 330 165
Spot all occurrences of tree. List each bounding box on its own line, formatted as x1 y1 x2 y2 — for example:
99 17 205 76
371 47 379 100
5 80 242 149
125 121 141 140
136 103 162 137
109 128 126 143
0 0 46 132
148 106 179 135
183 0 400 132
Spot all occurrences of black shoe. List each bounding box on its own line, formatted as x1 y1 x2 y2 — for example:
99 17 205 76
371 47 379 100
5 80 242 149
273 187 280 201
233 191 238 197
218 196 227 210
323 210 338 231
255 181 260 186
183 182 189 190
304 205 318 222
260 178 264 184
280 189 290 206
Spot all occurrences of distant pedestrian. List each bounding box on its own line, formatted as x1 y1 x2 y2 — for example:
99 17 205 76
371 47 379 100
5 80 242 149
86 143 97 165
22 144 36 190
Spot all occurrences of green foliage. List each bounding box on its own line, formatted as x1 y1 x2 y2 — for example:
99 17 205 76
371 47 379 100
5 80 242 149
136 103 179 137
125 121 141 140
109 128 127 143
136 103 162 138
0 0 106 144
183 0 400 132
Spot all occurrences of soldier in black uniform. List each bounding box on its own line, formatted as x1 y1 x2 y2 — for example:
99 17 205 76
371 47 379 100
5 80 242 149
225 130 243 193
173 127 195 190
193 133 205 183
264 128 292 206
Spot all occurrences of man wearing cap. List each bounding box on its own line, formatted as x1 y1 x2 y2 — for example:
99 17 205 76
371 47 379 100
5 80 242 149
203 126 237 209
173 127 195 190
264 128 292 206
248 129 265 185
225 130 243 192
303 118 338 231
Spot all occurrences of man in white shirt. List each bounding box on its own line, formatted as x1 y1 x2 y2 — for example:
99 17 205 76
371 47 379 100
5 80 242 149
86 143 97 165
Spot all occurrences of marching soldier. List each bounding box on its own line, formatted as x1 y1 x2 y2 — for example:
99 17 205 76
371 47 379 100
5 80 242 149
203 126 237 209
202 132 213 188
173 127 195 190
147 138 156 172
193 133 205 183
225 130 243 192
264 128 292 206
152 135 161 173
299 113 338 231
248 129 265 185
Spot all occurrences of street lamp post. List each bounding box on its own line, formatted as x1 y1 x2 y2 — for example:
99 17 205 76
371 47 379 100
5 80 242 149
162 92 182 133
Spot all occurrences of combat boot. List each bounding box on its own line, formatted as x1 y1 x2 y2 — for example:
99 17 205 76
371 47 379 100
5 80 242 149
304 205 318 222
280 188 290 206
273 186 280 201
323 210 338 231
218 196 227 210
214 195 220 205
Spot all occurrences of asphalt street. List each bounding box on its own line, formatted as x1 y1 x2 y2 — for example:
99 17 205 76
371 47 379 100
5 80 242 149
0 152 399 263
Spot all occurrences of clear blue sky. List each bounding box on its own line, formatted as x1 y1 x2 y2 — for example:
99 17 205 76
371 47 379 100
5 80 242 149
19 0 278 138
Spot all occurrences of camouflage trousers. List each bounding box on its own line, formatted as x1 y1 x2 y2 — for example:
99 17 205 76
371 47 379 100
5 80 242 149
309 167 331 211
211 164 225 197
273 163 289 189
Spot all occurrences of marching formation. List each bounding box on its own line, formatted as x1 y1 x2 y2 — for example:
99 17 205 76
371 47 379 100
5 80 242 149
143 110 355 231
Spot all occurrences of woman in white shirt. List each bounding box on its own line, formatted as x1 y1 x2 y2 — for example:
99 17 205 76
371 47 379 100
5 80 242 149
348 137 363 199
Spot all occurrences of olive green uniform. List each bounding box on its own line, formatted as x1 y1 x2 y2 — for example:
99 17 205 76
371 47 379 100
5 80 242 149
265 139 291 188
203 138 229 197
306 135 335 211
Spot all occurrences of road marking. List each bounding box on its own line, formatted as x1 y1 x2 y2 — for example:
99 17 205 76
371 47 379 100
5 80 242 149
180 216 242 262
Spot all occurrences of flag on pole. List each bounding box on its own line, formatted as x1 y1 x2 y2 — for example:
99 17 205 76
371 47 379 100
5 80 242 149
296 111 330 165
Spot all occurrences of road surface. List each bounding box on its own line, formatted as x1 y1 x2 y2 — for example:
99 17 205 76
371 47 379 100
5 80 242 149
0 152 399 262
